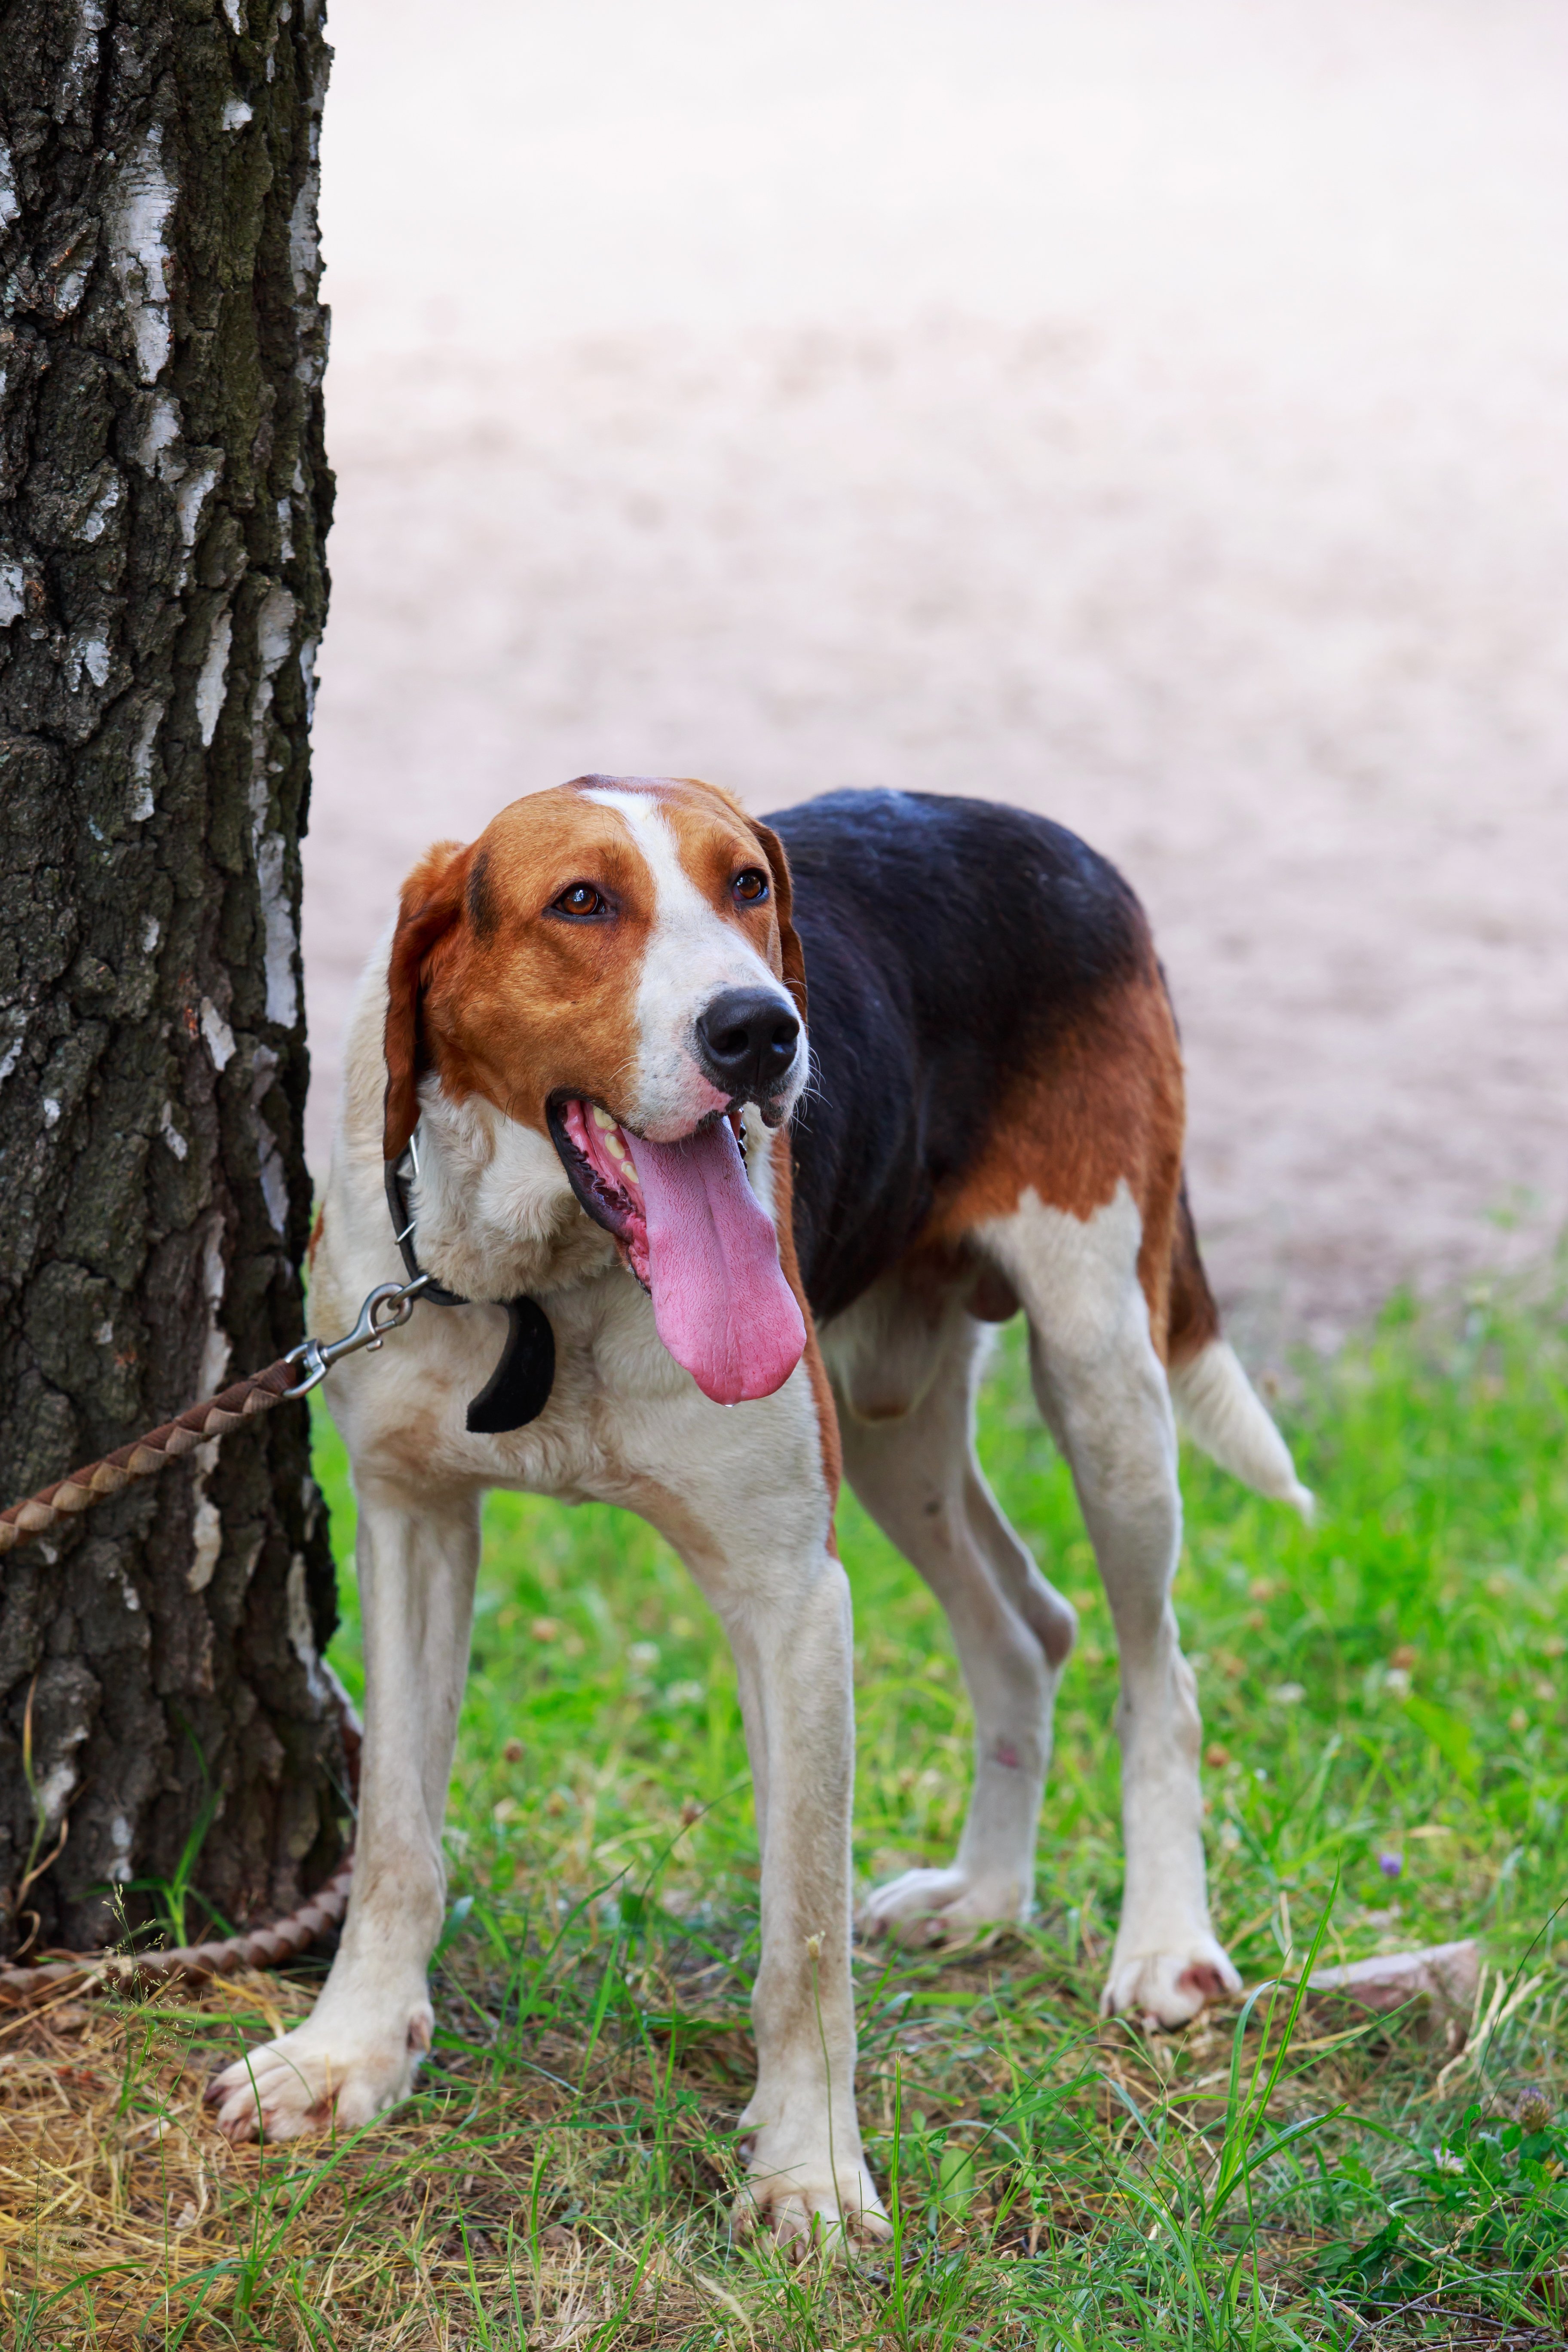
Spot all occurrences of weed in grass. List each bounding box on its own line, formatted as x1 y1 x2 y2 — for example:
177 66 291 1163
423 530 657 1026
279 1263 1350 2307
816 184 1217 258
3 1278 1568 2346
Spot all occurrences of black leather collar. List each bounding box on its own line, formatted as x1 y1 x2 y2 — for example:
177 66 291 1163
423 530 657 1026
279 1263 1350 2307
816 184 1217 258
385 1149 555 1433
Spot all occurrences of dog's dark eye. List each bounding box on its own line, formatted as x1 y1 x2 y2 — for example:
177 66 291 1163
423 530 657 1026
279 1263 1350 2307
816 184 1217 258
552 882 608 919
733 868 769 905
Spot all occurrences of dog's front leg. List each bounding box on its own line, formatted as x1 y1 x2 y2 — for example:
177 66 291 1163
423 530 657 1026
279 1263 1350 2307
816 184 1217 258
208 1482 481 2141
681 1528 887 2253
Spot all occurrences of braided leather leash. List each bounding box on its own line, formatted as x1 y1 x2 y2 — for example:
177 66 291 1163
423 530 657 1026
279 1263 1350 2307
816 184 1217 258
0 1280 430 2003
0 1358 298 1559
0 1845 356 2003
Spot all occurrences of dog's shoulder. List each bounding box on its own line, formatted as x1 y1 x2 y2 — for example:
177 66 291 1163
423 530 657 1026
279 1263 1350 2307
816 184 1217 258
769 790 1155 1323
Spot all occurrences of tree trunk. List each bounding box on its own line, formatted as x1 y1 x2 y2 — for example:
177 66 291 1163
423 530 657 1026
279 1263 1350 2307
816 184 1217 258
0 0 343 1957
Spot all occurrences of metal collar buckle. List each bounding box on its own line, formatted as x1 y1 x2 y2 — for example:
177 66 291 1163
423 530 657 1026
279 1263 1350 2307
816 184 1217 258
283 1274 432 1399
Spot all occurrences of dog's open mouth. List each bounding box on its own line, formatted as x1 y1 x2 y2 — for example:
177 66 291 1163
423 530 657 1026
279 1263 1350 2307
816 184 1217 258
551 1096 661 1286
548 1096 806 1407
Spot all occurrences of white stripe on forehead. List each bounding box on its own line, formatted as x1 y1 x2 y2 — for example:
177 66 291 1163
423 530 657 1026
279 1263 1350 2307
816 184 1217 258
580 790 775 974
582 785 709 919
583 782 775 983
582 784 783 1134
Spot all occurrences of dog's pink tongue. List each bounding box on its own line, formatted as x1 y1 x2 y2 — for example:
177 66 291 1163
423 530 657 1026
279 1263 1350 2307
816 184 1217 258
623 1121 806 1405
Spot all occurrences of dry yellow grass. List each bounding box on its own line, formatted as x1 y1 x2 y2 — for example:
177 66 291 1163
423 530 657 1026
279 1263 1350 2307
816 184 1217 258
0 1968 725 2348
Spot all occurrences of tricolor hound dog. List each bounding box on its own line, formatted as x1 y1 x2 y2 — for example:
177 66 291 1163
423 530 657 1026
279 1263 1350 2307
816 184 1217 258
210 777 1309 2245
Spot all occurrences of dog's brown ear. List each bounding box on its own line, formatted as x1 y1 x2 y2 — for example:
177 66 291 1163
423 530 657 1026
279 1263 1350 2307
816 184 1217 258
748 820 807 1026
383 841 469 1162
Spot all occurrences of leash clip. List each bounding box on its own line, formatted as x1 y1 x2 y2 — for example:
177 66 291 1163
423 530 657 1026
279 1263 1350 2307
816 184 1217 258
282 1274 433 1400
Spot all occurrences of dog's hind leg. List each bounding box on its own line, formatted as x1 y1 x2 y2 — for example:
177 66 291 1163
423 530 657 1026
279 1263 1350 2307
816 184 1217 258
831 1280 1077 1944
208 1480 482 2141
980 1182 1240 2029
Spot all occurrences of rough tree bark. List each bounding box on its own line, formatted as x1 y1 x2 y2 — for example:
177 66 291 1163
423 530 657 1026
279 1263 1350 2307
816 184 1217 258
0 0 344 1957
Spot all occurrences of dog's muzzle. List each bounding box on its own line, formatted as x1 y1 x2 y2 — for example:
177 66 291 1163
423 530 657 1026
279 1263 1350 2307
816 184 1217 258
694 986 799 1111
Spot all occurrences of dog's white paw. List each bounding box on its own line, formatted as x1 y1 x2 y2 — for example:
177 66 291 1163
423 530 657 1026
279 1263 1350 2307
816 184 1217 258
858 1864 1027 1946
734 2143 890 2257
1100 1936 1241 2029
205 2000 434 2143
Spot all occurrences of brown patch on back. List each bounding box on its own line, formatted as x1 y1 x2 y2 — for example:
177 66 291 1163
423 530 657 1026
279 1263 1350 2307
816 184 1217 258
922 961 1188 1357
307 1203 325 1267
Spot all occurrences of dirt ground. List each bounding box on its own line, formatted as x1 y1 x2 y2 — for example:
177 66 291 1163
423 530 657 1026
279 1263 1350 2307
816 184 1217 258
304 0 1568 1355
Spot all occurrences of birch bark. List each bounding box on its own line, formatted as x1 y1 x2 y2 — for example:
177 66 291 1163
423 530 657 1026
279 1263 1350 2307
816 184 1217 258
0 0 344 1952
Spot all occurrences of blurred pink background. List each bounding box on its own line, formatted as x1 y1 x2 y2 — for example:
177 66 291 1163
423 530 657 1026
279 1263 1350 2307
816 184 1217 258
305 0 1568 1353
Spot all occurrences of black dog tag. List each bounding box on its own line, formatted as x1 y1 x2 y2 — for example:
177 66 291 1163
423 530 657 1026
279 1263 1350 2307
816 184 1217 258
464 1296 555 1434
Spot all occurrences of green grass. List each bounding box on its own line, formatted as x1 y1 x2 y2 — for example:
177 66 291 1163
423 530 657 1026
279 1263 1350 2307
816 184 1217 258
322 1283 1568 1984
9 1275 1568 2347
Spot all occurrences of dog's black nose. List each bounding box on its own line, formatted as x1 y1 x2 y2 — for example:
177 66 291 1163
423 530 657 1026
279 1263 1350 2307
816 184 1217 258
695 988 800 1097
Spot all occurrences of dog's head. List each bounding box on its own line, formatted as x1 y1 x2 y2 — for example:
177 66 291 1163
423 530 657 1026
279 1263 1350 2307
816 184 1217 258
383 774 809 1404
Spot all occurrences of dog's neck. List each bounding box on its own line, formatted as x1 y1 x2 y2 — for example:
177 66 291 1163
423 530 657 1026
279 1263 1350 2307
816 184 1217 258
403 1084 619 1304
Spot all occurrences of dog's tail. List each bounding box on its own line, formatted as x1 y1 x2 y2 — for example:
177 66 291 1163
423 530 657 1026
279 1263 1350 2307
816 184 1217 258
1166 1185 1314 1519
